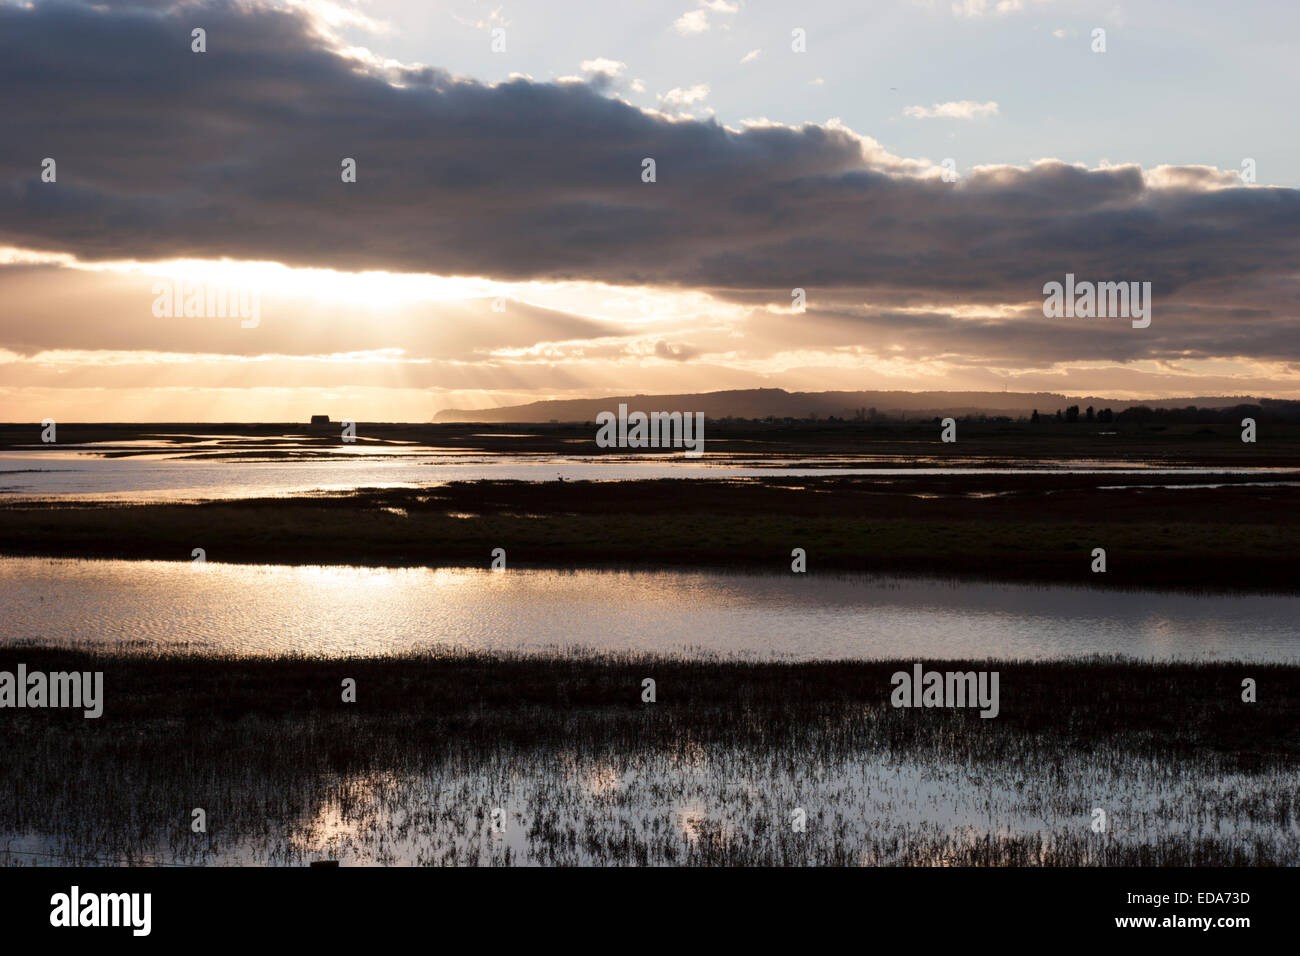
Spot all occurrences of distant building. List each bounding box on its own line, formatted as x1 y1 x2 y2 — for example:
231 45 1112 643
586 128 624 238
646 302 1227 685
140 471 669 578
310 415 330 426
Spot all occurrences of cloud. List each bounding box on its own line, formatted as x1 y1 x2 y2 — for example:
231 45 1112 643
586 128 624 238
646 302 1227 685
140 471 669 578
580 58 627 79
579 57 629 92
675 0 739 34
673 9 709 33
654 340 699 361
950 0 1030 17
740 48 761 63
903 100 1000 119
0 260 625 361
657 84 710 108
451 3 511 31
1 0 1297 390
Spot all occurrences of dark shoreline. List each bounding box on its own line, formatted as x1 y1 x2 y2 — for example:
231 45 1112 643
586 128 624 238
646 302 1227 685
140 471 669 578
4 472 1297 592
5 647 1293 755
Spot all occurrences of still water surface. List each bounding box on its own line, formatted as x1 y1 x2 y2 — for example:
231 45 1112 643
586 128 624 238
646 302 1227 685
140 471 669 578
2 557 1295 661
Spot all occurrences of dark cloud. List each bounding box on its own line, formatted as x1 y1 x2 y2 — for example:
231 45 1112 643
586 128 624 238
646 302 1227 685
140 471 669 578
0 0 1297 372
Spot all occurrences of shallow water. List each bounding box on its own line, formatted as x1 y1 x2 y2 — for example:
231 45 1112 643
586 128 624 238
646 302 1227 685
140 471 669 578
3 446 1295 501
3 557 1296 661
4 745 1294 866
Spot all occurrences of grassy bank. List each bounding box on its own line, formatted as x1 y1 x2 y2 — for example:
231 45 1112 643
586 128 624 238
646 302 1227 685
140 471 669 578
1 648 1294 866
3 474 1297 591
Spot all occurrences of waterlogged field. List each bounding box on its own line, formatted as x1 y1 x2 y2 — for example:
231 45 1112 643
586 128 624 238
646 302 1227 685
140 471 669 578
2 425 1297 868
0 651 1295 867
4 420 1299 502
7 448 1293 502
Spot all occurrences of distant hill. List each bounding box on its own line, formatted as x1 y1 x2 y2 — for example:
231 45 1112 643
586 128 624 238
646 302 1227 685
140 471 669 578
434 388 1268 423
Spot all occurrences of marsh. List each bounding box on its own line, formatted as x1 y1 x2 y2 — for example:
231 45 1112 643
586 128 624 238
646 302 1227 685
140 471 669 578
0 649 1294 867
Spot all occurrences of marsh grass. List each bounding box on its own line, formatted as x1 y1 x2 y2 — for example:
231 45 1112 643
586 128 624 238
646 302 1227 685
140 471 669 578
4 474 1299 591
0 648 1295 866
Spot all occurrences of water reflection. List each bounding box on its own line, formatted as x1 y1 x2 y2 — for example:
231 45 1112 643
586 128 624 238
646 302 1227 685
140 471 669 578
2 557 1297 662
3 446 1296 501
5 750 1293 866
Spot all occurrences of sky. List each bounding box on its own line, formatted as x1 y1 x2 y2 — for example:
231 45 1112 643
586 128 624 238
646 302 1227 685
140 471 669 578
1 0 1298 422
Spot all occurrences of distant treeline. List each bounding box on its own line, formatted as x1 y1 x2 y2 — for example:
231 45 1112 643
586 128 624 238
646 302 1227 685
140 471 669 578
1025 401 1300 425
720 400 1300 425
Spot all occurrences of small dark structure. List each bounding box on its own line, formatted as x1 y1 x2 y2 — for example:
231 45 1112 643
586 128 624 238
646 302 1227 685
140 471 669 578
310 415 330 427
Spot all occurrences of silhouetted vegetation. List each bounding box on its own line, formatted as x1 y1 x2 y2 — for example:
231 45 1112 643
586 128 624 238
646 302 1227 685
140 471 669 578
3 471 1298 591
1 648 1294 866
